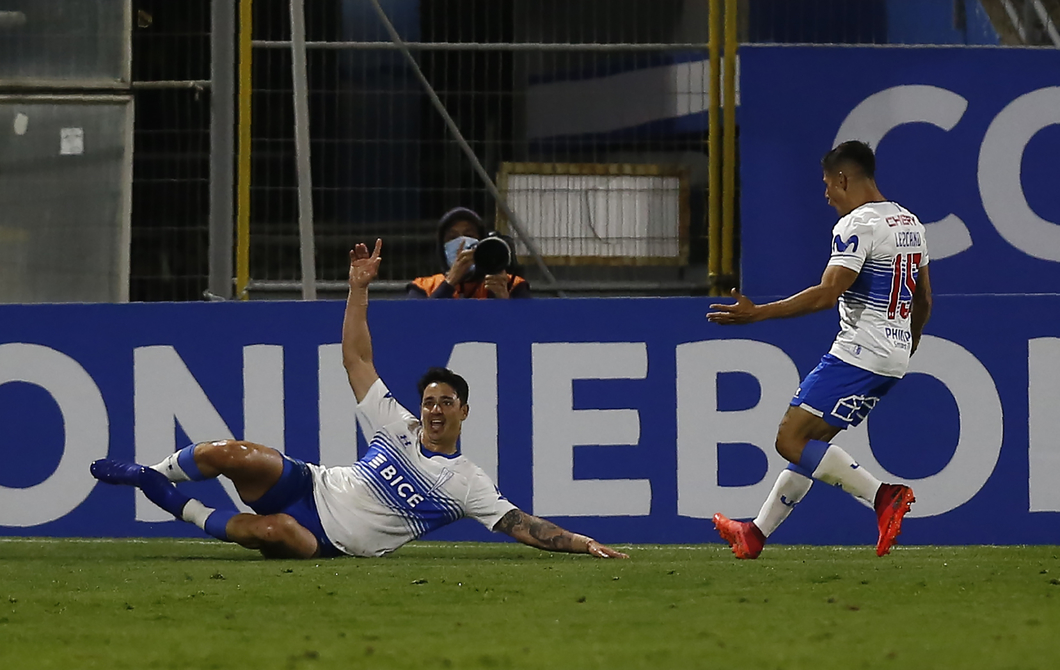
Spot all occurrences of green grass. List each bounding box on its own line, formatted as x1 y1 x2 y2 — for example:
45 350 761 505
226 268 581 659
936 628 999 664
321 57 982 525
1 540 1058 670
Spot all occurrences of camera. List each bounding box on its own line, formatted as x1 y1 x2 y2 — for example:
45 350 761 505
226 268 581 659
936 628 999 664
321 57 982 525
472 233 512 275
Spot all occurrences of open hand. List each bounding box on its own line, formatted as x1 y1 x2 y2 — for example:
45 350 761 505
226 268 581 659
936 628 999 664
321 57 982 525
587 539 629 559
349 239 382 289
706 288 760 325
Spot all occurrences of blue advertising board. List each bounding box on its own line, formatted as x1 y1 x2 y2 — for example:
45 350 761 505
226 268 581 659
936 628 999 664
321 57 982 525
1 295 1058 546
739 45 1060 299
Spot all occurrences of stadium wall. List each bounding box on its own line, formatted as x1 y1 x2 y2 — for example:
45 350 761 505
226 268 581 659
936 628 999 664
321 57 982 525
740 45 1060 299
2 45 1058 547
0 294 1058 545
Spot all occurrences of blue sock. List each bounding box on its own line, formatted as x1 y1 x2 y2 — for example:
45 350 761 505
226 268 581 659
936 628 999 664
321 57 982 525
175 445 207 481
137 469 192 518
798 439 830 473
204 510 237 541
786 461 815 479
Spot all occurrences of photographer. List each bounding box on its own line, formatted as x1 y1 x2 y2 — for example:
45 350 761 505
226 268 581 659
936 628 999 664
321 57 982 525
407 207 531 299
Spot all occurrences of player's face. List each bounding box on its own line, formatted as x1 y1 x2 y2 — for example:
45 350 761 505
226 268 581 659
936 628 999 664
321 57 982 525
420 382 468 443
823 171 850 216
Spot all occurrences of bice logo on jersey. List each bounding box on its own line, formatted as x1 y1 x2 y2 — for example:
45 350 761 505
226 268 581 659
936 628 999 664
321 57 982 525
364 451 426 507
833 234 859 253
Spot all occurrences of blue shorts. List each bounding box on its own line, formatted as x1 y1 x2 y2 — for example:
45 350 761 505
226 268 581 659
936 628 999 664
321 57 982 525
790 354 900 429
249 456 343 558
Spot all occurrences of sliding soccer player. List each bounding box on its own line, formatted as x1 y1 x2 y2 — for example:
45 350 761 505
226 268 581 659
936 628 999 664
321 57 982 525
708 140 932 558
92 239 626 560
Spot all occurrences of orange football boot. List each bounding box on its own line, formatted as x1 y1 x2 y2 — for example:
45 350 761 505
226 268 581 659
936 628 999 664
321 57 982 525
874 483 915 557
713 513 766 559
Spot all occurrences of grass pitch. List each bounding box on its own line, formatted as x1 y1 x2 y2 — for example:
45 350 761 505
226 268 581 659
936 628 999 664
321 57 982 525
1 540 1058 670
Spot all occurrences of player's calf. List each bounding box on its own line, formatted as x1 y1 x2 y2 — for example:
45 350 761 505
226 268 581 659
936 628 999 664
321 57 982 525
152 440 286 504
91 458 237 539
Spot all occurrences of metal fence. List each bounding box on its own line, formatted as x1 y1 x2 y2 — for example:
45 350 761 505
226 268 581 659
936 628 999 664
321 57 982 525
238 0 1060 300
241 0 726 298
129 0 212 302
7 1 1053 302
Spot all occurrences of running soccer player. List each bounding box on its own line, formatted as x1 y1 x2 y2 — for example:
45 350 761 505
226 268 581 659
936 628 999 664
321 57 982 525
90 239 627 560
707 140 932 559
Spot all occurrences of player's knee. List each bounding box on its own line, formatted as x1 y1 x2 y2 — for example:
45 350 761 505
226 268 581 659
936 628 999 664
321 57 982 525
256 514 302 545
250 514 317 559
197 439 255 470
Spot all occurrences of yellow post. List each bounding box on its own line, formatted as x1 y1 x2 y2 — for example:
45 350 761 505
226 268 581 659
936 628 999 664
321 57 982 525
236 0 253 299
721 0 738 286
707 0 722 295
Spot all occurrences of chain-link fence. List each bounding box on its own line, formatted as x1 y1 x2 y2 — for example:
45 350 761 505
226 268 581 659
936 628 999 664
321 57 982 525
129 0 212 301
241 0 1058 299
7 1 1052 302
243 0 717 298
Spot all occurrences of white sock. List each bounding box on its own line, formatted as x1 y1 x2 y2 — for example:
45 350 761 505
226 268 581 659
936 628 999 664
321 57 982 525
753 469 813 537
151 451 192 482
181 499 214 531
811 444 882 504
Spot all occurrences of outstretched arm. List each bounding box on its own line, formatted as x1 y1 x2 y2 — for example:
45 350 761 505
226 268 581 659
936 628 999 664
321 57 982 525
492 509 628 558
910 263 932 355
342 239 382 402
707 264 859 325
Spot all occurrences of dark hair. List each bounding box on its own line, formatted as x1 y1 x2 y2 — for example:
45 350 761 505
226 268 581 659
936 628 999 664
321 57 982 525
417 367 469 405
821 140 876 179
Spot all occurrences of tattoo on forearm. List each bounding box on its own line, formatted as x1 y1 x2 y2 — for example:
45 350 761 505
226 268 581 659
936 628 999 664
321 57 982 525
495 509 521 534
495 509 577 552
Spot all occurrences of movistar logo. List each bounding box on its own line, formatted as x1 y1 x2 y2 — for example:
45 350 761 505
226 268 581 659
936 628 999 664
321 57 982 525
780 495 799 509
834 234 859 253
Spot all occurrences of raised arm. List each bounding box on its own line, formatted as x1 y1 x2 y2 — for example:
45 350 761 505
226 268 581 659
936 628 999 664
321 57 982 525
492 509 628 558
707 264 859 325
342 239 382 402
910 263 932 355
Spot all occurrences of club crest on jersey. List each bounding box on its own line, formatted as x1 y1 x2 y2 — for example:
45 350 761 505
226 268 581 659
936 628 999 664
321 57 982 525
833 234 859 253
425 468 455 495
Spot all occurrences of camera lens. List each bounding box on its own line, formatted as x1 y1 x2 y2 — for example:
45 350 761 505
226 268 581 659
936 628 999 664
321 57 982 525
473 236 511 275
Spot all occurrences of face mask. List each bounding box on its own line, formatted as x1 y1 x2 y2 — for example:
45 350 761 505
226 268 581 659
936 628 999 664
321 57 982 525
444 236 479 274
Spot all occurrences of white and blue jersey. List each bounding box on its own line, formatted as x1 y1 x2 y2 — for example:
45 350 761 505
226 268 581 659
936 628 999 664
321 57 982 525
826 201 930 378
309 379 516 557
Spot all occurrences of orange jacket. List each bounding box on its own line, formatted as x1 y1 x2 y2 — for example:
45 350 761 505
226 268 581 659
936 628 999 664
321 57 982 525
407 273 530 299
